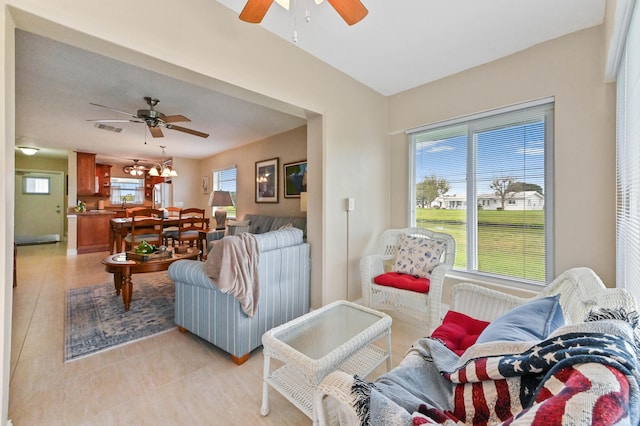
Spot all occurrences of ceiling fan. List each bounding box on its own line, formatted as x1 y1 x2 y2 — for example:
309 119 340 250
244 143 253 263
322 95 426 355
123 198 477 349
239 0 368 26
87 97 209 139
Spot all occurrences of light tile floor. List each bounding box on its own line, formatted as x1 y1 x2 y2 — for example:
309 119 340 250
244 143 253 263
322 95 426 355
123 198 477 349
9 242 426 425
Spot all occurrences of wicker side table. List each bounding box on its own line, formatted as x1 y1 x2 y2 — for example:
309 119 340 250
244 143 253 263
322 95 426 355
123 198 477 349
261 300 392 423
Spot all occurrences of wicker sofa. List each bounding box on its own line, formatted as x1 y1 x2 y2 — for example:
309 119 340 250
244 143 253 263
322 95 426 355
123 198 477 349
315 267 640 425
227 213 306 236
167 227 310 364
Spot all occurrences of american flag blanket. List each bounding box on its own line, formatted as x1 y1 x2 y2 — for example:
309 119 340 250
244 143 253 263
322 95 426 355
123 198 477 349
412 326 640 425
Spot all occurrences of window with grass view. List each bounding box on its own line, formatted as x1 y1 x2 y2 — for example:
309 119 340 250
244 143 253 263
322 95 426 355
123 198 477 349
409 99 554 283
110 177 144 205
213 167 237 219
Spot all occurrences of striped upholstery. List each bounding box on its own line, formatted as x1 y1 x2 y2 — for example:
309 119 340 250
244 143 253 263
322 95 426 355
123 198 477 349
227 214 307 236
168 228 310 360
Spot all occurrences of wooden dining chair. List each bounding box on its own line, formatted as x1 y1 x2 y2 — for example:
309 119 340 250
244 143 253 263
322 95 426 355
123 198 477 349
124 208 165 251
170 208 206 251
125 206 147 218
162 206 182 246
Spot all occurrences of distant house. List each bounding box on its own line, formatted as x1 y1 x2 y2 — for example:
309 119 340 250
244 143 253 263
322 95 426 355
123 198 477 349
431 194 466 210
432 191 544 210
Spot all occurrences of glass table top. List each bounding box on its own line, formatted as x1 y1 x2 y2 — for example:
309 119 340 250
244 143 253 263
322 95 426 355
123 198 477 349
272 302 385 360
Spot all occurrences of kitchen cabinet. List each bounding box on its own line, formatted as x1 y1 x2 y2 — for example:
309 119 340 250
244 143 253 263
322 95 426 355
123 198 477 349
96 163 112 197
77 212 114 254
76 152 96 196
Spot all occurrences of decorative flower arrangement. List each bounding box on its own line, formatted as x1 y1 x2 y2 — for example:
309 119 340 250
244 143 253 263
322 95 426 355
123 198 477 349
74 200 86 213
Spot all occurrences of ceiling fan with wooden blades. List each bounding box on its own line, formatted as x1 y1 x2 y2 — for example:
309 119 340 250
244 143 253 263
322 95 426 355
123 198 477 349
87 97 209 139
239 0 368 26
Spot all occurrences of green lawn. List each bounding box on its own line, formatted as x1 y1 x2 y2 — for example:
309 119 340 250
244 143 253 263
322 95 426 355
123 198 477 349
416 208 545 281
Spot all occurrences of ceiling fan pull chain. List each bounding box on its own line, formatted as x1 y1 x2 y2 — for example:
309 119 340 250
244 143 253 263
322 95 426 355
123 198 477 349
292 0 298 42
305 0 311 22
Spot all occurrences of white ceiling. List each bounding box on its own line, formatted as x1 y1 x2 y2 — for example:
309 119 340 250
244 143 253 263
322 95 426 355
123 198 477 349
217 0 606 95
15 0 606 166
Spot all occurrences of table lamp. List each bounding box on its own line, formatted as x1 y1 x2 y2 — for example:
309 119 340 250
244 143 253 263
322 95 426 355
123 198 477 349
208 190 234 229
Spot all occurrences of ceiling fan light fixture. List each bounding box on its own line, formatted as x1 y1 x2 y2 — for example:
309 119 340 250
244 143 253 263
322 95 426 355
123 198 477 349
122 159 147 176
274 0 323 9
88 97 209 139
242 0 366 42
274 0 289 10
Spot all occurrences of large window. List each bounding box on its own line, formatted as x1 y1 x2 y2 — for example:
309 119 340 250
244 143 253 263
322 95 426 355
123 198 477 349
213 167 237 219
616 2 640 298
110 177 145 205
409 99 554 283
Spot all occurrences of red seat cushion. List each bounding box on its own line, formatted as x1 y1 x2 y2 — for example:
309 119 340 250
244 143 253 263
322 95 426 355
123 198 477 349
430 310 491 356
373 272 430 293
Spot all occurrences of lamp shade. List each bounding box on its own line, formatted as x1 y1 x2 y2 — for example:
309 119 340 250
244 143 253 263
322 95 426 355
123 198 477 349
300 192 307 212
209 190 234 230
208 190 234 207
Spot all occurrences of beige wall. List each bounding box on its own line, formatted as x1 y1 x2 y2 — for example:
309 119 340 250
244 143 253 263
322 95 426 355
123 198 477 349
170 157 203 210
197 126 307 219
15 152 69 234
1 7 15 420
15 153 67 172
388 25 617 286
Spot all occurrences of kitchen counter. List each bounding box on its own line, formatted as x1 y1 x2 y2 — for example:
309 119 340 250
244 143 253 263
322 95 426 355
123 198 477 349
76 212 115 253
75 210 117 215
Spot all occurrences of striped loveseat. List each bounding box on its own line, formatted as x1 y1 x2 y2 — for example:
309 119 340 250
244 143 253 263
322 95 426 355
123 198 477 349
167 228 310 364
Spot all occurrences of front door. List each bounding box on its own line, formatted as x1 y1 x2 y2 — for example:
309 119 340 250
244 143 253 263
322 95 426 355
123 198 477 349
15 170 65 245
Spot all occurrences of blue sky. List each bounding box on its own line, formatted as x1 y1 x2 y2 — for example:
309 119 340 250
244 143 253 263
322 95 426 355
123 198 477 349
415 121 545 196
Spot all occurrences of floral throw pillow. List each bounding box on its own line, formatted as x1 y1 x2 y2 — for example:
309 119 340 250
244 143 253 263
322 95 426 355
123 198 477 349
391 234 446 278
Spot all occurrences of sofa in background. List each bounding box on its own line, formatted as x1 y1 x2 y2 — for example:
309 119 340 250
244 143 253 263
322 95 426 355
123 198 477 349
167 227 310 364
227 213 306 236
315 267 640 425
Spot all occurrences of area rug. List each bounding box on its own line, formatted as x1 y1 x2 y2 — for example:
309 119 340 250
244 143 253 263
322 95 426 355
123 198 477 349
65 273 175 361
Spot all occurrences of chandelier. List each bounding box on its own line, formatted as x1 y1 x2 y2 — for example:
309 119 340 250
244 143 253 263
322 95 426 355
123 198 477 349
122 159 147 176
148 145 178 177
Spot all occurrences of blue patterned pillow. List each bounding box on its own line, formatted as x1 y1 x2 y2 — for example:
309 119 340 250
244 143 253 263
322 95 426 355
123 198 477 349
391 234 446 278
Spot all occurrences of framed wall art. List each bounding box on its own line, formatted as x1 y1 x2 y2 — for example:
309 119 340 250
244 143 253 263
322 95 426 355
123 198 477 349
283 160 307 198
255 157 279 203
202 175 209 194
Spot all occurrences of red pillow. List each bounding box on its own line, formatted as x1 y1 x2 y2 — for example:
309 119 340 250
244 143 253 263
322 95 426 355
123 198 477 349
430 310 490 356
373 272 430 293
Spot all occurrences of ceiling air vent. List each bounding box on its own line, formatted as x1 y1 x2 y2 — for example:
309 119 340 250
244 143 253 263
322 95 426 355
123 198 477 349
94 123 124 133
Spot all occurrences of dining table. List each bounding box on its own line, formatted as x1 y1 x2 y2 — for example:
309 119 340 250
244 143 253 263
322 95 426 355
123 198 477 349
109 216 210 254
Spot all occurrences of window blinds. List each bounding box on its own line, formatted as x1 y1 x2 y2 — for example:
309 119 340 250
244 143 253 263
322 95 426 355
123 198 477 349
616 2 640 298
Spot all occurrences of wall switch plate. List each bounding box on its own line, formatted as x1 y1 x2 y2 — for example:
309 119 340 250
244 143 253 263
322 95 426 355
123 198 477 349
346 197 355 211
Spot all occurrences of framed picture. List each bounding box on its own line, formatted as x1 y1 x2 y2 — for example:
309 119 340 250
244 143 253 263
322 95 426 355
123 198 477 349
202 175 209 194
255 157 279 203
283 160 307 198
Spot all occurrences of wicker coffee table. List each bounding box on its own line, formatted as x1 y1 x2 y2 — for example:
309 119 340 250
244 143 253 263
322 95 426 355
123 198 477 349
260 300 392 422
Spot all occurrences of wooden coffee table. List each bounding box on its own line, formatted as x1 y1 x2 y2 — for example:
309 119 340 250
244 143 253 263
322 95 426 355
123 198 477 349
102 249 200 311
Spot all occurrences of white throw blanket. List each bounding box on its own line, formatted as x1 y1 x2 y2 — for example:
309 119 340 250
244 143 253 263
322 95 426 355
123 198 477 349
204 233 259 317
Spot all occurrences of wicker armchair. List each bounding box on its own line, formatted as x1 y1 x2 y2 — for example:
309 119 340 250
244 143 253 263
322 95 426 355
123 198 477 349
360 227 456 332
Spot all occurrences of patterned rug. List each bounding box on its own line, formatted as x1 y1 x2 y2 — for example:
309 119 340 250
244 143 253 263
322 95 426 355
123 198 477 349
65 273 176 361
